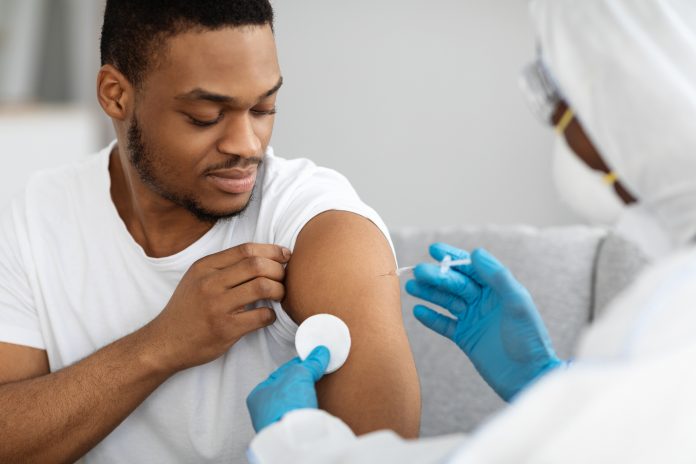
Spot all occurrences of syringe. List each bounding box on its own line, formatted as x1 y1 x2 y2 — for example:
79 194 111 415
381 255 471 277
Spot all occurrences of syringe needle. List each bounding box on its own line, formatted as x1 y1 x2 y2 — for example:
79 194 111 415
395 265 416 276
379 265 416 277
379 258 471 277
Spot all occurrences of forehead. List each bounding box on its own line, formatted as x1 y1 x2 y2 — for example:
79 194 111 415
143 25 280 99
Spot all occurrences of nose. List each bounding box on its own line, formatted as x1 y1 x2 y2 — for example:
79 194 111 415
216 112 263 159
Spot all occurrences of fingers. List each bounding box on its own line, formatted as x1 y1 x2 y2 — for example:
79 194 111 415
223 277 286 311
429 242 485 286
229 306 277 337
211 257 286 289
470 248 520 293
412 263 481 306
413 305 457 340
430 244 520 294
264 346 329 384
268 357 303 380
429 243 471 267
406 280 470 316
301 345 331 382
201 243 292 270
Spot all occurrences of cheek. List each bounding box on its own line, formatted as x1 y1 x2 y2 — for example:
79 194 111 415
147 117 214 172
253 116 276 144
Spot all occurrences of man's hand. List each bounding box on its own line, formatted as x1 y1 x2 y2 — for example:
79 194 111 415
0 242 291 463
146 243 291 373
247 346 330 432
407 243 564 402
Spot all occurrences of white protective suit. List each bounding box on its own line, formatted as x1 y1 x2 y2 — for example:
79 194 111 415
248 1 696 462
544 0 696 258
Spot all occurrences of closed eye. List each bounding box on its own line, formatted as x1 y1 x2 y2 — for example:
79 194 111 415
251 107 277 116
184 107 276 127
188 114 224 127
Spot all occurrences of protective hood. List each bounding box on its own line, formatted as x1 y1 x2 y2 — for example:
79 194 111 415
531 0 696 249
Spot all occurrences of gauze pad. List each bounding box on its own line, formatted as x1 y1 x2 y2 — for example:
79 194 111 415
295 314 351 374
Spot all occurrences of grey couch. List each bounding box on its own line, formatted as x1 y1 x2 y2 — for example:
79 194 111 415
391 225 648 437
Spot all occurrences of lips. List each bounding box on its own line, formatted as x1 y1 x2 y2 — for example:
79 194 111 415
206 167 258 194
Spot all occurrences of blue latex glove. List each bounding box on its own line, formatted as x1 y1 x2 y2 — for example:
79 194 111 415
406 243 564 401
246 345 330 432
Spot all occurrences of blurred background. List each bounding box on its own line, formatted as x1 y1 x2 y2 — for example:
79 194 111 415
0 0 578 228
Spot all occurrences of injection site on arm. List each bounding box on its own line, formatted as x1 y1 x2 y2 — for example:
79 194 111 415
282 211 421 437
381 256 472 277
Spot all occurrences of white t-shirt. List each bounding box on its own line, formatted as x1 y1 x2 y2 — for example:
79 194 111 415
0 141 393 464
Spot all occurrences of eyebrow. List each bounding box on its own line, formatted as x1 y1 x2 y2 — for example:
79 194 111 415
175 76 283 104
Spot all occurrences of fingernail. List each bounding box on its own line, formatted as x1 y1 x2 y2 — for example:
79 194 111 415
282 247 292 260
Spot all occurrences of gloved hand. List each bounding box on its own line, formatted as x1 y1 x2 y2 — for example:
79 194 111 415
246 345 330 432
406 243 564 401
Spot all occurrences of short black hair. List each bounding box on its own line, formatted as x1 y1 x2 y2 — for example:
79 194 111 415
100 0 274 88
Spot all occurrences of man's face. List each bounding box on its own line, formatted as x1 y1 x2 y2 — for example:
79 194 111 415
126 25 281 222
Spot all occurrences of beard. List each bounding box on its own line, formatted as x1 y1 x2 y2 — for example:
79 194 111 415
126 115 257 224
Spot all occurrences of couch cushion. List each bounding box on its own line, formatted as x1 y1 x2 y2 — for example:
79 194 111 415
593 231 650 320
391 225 606 436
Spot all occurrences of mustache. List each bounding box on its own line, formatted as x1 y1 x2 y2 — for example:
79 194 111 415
204 155 264 175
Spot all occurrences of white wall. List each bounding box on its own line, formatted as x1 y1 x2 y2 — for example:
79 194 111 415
0 0 107 208
272 0 578 229
0 0 580 228
0 106 100 208
0 0 45 103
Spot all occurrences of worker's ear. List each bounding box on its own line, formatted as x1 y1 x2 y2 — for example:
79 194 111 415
96 64 134 121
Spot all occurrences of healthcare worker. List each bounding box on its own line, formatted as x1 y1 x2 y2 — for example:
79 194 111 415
246 0 696 462
521 56 638 227
522 10 682 261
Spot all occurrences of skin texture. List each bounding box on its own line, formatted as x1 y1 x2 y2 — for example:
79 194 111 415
283 211 421 438
0 23 419 462
0 241 288 464
552 101 637 205
107 25 282 257
0 26 285 463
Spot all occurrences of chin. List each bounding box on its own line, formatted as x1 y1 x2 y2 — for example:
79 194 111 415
205 192 254 217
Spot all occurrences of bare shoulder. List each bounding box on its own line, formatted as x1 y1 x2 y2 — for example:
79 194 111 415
282 211 421 438
282 210 399 324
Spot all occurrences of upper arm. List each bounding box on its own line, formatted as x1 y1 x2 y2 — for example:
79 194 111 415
282 211 421 438
0 342 49 385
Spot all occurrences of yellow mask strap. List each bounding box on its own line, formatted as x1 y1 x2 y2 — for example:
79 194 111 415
555 108 574 135
603 171 619 185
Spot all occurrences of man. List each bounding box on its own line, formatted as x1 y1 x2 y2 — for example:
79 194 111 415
245 0 696 462
0 1 420 462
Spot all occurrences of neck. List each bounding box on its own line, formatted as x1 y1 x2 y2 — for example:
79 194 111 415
108 144 215 258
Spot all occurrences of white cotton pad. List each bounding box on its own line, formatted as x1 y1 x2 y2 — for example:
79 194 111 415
295 314 351 374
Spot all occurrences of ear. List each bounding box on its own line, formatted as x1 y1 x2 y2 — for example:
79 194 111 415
97 64 134 121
